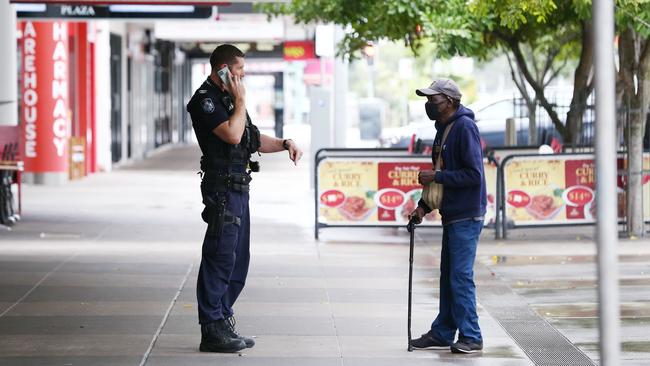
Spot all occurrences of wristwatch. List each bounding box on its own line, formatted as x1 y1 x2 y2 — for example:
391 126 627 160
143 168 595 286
282 139 292 150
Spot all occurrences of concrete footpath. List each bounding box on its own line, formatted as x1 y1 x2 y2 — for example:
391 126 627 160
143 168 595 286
1 144 649 366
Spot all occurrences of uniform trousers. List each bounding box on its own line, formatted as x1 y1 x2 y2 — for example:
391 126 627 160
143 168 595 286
197 189 250 324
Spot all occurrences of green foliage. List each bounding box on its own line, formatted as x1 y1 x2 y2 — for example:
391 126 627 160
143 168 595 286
418 0 487 60
259 0 437 59
261 0 650 131
469 0 559 29
260 0 650 60
259 0 588 63
616 0 650 38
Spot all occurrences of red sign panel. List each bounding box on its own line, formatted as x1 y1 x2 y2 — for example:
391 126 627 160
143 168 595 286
20 21 69 173
377 162 431 222
283 41 316 61
564 160 594 219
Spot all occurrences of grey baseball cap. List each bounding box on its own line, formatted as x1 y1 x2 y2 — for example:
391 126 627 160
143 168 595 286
416 78 462 100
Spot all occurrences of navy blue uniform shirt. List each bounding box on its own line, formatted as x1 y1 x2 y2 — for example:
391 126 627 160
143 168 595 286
186 77 233 158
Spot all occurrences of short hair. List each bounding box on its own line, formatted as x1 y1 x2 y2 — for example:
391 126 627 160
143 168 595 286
209 44 245 71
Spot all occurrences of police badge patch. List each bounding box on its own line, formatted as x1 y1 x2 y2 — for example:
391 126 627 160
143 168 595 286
201 98 215 113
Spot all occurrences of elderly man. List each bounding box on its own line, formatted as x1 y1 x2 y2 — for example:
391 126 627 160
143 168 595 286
409 78 487 354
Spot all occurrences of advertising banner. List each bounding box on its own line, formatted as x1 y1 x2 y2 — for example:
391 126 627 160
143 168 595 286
503 154 650 226
317 157 496 227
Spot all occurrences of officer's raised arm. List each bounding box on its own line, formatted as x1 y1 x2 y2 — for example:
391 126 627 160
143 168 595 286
211 58 247 145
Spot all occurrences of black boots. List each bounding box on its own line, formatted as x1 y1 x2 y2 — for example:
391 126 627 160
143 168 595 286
199 320 246 353
224 316 255 348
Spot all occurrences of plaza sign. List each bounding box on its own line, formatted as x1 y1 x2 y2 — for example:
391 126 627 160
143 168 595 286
16 4 213 19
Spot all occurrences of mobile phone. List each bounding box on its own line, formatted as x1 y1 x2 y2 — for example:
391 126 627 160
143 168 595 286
217 65 231 86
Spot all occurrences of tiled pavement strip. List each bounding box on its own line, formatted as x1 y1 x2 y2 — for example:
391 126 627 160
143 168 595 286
0 144 649 365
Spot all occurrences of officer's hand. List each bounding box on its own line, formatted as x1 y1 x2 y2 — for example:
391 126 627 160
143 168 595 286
408 207 425 225
418 170 436 185
229 74 246 103
287 140 303 166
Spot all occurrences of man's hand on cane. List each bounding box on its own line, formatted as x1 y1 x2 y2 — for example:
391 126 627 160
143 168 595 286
408 206 426 225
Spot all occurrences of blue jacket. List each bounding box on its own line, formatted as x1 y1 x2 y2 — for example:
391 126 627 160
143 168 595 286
418 105 487 225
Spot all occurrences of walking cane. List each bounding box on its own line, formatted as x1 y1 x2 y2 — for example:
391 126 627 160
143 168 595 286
406 218 416 352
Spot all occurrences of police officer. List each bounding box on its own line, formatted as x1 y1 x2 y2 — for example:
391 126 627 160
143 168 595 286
186 44 303 353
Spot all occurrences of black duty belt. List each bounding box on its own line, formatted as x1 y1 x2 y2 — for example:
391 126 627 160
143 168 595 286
200 156 260 173
200 156 247 171
201 170 252 193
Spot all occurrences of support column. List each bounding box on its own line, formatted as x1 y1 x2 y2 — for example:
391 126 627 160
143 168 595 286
72 22 92 177
89 24 97 173
21 21 70 185
332 25 348 147
593 0 620 364
0 2 17 127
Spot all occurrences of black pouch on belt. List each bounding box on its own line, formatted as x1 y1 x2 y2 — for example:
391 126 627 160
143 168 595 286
229 172 252 192
201 171 251 193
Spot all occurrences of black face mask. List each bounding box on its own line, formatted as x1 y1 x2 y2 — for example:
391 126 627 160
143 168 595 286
425 101 442 121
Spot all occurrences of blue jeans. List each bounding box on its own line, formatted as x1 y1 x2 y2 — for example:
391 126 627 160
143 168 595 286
430 219 483 344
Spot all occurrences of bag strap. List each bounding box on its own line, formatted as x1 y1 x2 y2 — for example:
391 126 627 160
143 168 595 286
434 121 456 170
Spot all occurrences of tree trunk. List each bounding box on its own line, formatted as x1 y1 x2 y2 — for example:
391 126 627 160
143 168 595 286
566 20 593 148
616 37 628 148
503 37 568 140
618 27 636 154
504 49 540 146
627 34 650 237
628 95 645 237
528 100 538 145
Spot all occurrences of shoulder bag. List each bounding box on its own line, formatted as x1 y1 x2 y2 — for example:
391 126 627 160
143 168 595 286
421 122 455 210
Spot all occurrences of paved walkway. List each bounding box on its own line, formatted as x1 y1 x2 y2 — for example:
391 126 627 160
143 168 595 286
1 144 649 365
